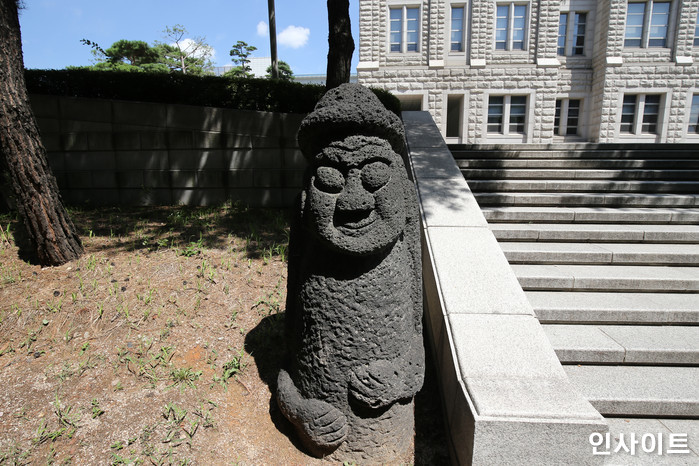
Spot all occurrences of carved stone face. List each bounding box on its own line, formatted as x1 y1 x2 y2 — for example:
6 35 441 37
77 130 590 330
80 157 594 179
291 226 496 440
305 135 407 256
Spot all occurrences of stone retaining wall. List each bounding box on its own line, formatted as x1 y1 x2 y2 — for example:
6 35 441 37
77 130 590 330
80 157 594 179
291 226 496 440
404 111 607 465
27 95 307 207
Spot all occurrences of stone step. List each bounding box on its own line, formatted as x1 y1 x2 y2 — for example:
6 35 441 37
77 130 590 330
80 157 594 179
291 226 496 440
528 291 699 324
512 264 699 292
462 169 699 181
450 147 699 160
482 207 699 224
457 158 699 170
564 365 699 417
475 192 699 207
602 418 699 463
491 223 699 243
542 324 699 364
468 180 699 193
500 242 699 266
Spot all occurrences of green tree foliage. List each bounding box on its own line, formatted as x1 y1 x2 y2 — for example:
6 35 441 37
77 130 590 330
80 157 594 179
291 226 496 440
229 41 257 77
104 40 159 66
79 25 213 75
79 39 168 73
266 60 293 81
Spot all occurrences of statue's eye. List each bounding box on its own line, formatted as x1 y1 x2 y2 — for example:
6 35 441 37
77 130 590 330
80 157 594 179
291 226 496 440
314 166 344 193
361 161 391 192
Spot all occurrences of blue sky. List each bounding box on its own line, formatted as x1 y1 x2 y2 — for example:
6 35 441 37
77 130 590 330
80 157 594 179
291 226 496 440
19 0 360 76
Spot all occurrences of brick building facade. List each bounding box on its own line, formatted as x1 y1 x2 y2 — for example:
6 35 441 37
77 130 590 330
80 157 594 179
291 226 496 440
357 0 699 144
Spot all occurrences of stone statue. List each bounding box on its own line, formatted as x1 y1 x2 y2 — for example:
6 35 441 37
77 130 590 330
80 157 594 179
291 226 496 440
276 84 424 462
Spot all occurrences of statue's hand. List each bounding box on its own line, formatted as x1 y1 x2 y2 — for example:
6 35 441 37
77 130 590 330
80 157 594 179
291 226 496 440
301 399 349 450
277 369 348 455
349 360 402 409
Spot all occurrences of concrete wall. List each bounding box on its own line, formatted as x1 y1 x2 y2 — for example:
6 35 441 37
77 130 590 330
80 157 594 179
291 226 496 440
404 111 607 465
28 94 307 207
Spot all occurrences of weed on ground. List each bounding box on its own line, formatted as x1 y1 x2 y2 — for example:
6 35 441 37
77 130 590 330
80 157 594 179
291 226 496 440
0 204 448 465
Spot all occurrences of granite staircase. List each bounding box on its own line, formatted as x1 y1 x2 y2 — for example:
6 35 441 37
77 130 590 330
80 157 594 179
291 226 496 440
452 143 699 452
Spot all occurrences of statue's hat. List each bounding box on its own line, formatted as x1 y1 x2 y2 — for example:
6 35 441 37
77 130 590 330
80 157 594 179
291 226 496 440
297 84 406 158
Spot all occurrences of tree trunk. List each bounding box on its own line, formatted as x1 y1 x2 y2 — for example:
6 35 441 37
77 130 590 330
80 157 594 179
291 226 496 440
0 0 83 266
268 0 279 79
326 0 354 90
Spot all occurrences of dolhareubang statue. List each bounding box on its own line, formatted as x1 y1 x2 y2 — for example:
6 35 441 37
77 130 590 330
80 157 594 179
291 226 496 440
276 84 424 462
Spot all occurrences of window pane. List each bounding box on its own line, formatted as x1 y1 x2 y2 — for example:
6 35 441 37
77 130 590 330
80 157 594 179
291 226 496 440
407 33 419 51
642 94 660 133
625 2 645 47
451 7 464 51
695 8 699 46
488 96 504 132
573 13 586 55
621 95 637 133
496 6 509 50
406 8 419 52
451 31 463 51
509 96 527 133
495 30 508 49
649 2 669 47
390 8 402 52
558 13 568 56
689 94 699 134
513 5 526 49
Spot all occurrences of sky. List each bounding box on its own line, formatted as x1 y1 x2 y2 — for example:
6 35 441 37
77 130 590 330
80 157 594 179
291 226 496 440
18 0 361 76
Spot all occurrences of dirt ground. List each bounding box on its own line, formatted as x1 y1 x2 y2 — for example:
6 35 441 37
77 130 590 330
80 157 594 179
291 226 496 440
0 204 449 465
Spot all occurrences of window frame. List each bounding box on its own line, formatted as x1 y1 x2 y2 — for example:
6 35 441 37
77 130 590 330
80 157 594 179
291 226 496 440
558 11 588 56
388 5 421 54
449 4 467 54
487 95 528 136
395 92 427 112
687 93 699 137
554 98 583 137
494 2 529 51
618 93 666 137
624 0 672 48
445 93 466 141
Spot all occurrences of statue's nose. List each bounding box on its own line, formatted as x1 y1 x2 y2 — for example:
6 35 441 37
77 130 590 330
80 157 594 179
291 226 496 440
336 169 374 211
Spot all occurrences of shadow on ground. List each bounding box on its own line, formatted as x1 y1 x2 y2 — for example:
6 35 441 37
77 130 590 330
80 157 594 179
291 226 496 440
3 204 291 260
244 313 451 464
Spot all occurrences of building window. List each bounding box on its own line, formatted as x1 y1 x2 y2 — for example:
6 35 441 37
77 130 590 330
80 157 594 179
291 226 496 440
694 7 699 46
488 95 527 134
495 3 527 50
446 95 464 138
555 99 581 136
621 94 662 134
397 95 423 111
689 95 699 134
390 6 420 53
451 6 466 52
558 12 587 56
624 1 671 48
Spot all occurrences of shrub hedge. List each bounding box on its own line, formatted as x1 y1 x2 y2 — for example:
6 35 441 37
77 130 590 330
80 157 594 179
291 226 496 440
24 69 401 116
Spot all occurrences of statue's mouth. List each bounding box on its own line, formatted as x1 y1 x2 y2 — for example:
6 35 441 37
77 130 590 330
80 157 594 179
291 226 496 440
335 209 377 233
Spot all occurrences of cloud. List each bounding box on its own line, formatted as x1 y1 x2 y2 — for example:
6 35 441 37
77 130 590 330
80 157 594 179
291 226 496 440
278 25 310 48
257 21 269 37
